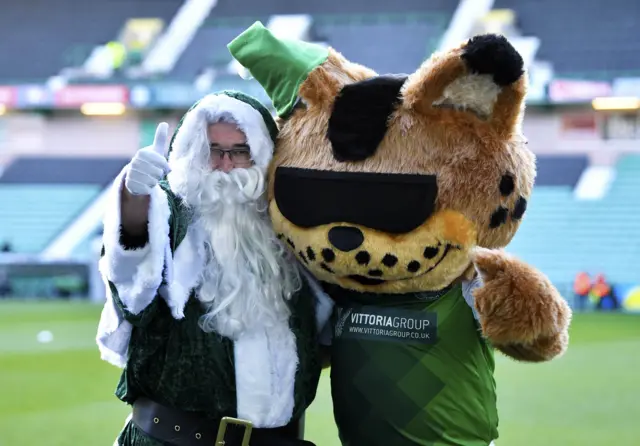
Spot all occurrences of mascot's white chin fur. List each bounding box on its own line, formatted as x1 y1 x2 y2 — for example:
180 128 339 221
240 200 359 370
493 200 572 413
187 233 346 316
168 135 301 340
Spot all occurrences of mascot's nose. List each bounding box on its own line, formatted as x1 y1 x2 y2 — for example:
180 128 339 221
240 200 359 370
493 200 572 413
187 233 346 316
328 226 364 252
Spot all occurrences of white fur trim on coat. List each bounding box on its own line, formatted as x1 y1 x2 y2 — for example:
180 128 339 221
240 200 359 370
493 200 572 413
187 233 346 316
234 322 299 427
302 267 334 337
168 93 274 171
233 269 333 428
165 224 207 319
96 166 172 367
98 167 171 315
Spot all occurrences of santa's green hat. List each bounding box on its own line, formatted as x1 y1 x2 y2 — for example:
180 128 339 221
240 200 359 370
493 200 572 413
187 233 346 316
227 21 329 118
167 90 278 171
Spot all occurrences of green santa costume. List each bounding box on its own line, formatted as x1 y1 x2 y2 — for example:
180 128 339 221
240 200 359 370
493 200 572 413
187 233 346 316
96 91 333 446
227 24 498 446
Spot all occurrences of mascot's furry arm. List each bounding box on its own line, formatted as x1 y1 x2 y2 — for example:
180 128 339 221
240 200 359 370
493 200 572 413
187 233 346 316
471 248 571 362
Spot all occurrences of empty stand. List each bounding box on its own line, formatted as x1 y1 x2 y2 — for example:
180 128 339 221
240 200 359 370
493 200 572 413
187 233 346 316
508 154 640 286
211 0 457 16
0 184 100 253
0 0 183 82
0 157 129 186
173 0 458 80
535 155 589 187
172 17 266 81
493 0 640 79
314 14 449 75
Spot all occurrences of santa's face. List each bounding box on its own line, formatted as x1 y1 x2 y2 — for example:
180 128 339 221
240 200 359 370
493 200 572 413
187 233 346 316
207 122 253 173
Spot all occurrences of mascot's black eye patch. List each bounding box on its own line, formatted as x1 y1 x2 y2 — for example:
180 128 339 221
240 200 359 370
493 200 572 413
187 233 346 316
275 167 438 234
328 74 408 162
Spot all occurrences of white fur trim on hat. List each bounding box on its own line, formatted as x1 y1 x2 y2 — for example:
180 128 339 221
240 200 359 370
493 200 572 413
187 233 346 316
168 93 274 170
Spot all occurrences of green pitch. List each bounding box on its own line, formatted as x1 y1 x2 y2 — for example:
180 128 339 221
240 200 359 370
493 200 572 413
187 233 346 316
1 300 639 446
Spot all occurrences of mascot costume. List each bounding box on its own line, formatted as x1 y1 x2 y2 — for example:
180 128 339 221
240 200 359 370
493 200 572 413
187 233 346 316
228 23 572 446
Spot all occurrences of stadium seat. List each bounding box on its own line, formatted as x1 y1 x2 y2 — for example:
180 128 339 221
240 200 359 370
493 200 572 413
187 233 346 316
313 13 449 75
0 0 183 81
171 0 458 81
0 184 101 253
535 155 589 187
0 157 129 186
507 155 640 286
492 0 640 79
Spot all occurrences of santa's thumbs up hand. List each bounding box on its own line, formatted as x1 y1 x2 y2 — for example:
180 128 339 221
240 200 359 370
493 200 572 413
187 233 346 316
152 122 169 157
125 123 172 196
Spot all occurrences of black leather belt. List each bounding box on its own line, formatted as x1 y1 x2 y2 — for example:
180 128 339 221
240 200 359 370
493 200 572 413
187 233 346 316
131 397 314 446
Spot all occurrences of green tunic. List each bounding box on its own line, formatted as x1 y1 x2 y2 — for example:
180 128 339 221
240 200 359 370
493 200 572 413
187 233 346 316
108 182 322 445
324 283 498 446
112 283 320 445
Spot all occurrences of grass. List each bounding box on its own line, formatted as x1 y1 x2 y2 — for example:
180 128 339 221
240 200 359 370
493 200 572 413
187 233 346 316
0 300 639 446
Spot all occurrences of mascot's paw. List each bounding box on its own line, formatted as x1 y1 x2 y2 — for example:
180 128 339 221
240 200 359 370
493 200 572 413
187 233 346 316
470 247 572 361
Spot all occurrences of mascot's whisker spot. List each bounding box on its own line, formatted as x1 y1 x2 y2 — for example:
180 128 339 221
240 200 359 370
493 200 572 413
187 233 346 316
355 251 371 265
277 233 284 240
305 246 316 261
489 207 509 229
286 238 296 249
368 269 384 277
320 263 334 274
423 246 440 259
499 174 515 196
407 261 421 273
321 248 336 263
512 196 527 220
381 254 398 267
298 251 308 264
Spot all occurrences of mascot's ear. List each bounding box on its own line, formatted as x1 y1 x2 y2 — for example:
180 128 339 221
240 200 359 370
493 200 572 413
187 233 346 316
403 34 526 138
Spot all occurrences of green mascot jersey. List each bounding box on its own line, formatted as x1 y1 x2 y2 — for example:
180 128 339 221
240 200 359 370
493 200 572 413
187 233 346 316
324 283 498 446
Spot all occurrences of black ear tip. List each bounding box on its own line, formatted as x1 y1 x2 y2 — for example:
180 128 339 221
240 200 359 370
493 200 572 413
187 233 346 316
461 34 524 86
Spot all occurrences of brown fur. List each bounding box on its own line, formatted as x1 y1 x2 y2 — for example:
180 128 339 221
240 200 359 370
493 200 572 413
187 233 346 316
495 331 569 362
471 248 571 348
267 37 570 361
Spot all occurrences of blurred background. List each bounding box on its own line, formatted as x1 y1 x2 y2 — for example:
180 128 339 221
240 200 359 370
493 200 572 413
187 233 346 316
0 0 639 445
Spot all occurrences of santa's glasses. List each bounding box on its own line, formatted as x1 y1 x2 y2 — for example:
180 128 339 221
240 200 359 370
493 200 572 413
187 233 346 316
210 144 252 165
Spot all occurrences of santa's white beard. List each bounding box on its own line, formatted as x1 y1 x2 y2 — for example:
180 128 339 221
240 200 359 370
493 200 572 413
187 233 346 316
170 162 301 339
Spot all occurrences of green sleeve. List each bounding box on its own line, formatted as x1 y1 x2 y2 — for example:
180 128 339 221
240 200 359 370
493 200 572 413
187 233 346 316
104 182 189 327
